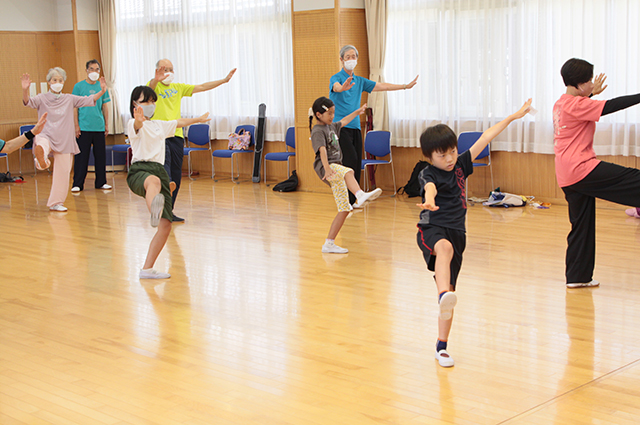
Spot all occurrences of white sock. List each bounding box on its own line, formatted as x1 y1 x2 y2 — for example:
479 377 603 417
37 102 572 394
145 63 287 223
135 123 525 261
355 190 365 199
325 239 334 244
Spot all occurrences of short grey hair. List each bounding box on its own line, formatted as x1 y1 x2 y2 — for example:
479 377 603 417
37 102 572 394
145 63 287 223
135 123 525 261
46 67 67 82
340 45 359 59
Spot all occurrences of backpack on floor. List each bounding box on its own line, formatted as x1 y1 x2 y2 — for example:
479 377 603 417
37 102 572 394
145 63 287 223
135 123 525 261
398 160 429 198
273 170 298 192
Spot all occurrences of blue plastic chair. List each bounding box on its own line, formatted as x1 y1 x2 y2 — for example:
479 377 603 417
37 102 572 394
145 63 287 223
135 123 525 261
211 124 255 182
264 127 295 183
361 130 396 195
19 124 35 174
111 143 131 173
184 123 211 179
457 131 494 197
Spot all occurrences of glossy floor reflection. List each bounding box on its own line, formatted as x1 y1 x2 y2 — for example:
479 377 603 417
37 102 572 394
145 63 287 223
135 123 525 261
1 173 640 424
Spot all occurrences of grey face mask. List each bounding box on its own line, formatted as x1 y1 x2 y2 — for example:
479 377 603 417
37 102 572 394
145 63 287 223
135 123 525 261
136 103 156 119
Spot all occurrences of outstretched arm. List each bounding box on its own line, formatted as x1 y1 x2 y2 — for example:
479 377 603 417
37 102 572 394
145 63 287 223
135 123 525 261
193 69 237 94
469 99 532 161
416 182 438 211
2 113 47 154
338 104 367 128
601 93 640 116
372 75 419 92
176 112 211 128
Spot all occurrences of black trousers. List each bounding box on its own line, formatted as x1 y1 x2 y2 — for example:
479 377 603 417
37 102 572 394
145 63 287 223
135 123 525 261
561 161 640 284
73 131 107 189
164 136 184 208
338 127 363 204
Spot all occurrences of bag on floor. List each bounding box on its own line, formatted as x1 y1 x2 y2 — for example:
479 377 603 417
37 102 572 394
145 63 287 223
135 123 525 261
483 191 526 207
398 160 429 198
228 129 251 150
0 172 24 183
273 170 298 192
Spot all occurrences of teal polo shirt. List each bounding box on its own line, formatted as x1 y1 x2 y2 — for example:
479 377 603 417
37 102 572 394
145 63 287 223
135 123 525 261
329 69 376 130
72 80 111 132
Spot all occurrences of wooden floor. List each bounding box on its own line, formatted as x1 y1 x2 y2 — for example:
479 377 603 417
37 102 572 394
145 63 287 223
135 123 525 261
2 173 640 425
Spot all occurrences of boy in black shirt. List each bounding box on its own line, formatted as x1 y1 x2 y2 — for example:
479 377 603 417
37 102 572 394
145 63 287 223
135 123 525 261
416 99 532 367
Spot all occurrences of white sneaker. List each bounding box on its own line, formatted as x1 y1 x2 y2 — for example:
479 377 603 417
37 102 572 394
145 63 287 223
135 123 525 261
49 204 68 212
150 194 164 228
353 188 382 208
139 268 171 279
322 241 349 254
435 349 455 367
71 186 81 193
566 280 600 289
99 184 112 190
438 292 457 320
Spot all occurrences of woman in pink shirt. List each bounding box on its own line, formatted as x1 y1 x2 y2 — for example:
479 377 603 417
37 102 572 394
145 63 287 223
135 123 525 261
554 58 640 288
22 67 106 212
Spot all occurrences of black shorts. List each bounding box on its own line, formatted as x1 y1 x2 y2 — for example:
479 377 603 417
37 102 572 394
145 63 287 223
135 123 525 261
416 224 466 290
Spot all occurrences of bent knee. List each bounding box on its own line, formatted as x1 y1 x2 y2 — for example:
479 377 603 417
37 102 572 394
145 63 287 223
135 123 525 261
433 239 454 258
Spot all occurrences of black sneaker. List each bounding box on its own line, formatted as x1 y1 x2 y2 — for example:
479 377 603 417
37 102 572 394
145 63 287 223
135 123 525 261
172 215 185 223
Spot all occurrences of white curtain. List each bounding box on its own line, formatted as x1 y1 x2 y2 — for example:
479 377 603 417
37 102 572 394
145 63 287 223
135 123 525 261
364 0 389 132
97 0 124 134
385 0 640 155
114 0 294 141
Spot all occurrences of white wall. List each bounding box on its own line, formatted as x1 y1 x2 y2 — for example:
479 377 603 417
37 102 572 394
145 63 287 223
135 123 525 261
293 0 334 12
2 0 58 31
77 0 98 31
56 0 73 31
1 0 97 32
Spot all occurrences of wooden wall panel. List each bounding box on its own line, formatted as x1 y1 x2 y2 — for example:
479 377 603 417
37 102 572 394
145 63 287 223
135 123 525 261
59 31 78 87
292 9 337 193
338 8 370 114
76 31 103 81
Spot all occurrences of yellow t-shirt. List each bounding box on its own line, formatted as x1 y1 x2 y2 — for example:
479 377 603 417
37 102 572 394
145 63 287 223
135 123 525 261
150 81 195 138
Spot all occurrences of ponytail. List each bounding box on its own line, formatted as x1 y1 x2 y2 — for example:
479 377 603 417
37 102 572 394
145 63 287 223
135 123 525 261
309 96 335 132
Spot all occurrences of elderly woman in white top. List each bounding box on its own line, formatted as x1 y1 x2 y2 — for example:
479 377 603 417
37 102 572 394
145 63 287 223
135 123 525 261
22 67 106 211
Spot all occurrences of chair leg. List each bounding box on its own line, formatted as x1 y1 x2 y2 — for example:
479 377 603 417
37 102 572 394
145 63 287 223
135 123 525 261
391 163 397 196
111 150 115 174
19 149 22 174
211 156 215 179
188 153 194 180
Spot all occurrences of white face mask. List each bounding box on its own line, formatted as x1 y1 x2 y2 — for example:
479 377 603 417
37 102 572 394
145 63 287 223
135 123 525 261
50 83 64 93
88 72 100 82
162 72 175 85
344 59 357 71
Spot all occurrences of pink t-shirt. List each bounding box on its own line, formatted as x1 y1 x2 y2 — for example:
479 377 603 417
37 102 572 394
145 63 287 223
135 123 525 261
25 92 95 154
553 94 606 187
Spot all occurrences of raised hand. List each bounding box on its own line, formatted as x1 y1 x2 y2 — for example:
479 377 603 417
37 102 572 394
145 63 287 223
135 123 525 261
340 76 354 92
32 113 48 135
99 76 107 92
592 73 608 96
198 112 211 123
405 75 419 90
357 103 368 115
154 66 167 82
133 104 145 122
21 73 32 90
225 68 237 83
512 98 533 119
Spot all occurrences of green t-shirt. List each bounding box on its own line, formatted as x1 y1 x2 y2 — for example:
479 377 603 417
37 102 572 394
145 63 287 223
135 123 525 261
150 81 195 138
0 139 5 153
72 80 111 132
